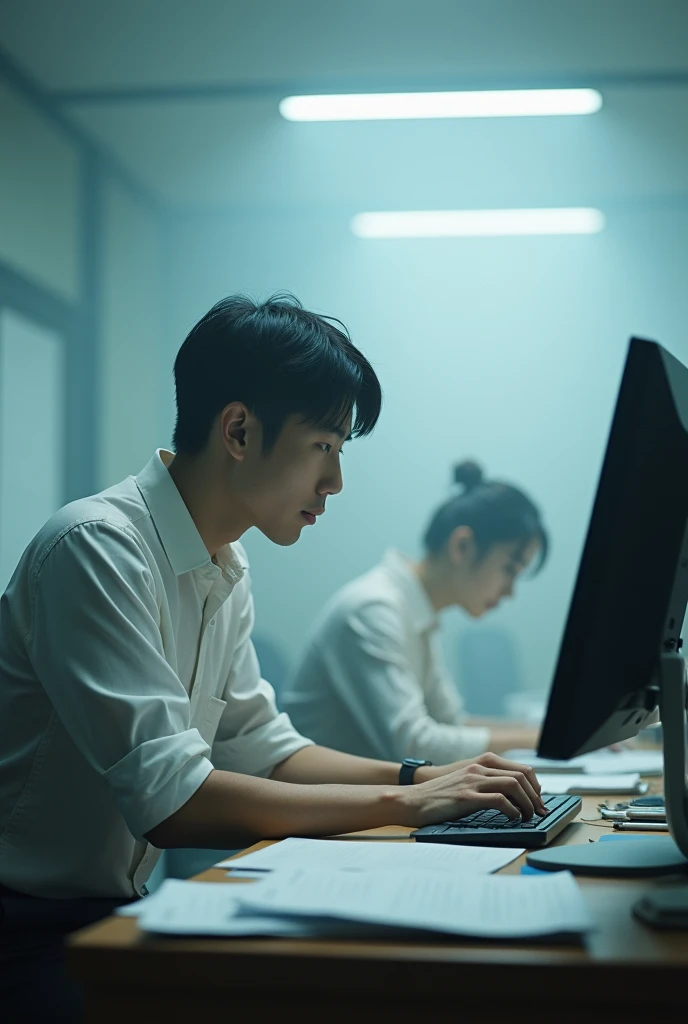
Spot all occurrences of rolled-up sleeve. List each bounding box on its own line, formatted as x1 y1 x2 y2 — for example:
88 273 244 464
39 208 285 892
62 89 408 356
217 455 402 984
211 579 313 777
27 519 214 840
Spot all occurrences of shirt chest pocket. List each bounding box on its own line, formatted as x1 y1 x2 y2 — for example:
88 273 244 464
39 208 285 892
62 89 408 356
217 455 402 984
198 694 227 747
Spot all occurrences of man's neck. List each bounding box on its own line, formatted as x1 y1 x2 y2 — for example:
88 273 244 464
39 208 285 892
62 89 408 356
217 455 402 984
166 451 250 557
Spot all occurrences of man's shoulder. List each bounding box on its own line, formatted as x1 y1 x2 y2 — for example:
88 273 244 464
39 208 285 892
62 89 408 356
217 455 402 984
26 487 149 576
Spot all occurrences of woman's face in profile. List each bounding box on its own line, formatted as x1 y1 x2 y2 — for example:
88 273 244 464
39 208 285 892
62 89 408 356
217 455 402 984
456 538 539 618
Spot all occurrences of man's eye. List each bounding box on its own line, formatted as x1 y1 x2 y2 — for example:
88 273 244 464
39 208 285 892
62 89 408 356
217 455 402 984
317 443 332 453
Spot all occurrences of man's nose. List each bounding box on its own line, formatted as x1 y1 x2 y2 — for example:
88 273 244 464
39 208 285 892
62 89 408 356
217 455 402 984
319 460 343 497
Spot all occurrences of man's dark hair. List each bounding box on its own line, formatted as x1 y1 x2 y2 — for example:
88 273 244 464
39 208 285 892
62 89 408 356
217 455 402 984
172 293 382 454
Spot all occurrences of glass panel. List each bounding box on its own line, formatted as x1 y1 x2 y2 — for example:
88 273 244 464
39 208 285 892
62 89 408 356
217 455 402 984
0 307 65 591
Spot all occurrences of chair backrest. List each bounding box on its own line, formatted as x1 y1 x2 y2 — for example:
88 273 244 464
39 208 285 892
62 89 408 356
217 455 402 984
456 625 523 717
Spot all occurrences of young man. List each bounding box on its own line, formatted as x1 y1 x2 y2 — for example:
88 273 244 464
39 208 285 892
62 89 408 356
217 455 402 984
0 295 543 1021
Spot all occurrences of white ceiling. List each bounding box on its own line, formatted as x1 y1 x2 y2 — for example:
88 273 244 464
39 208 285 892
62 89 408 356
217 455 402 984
1 0 688 207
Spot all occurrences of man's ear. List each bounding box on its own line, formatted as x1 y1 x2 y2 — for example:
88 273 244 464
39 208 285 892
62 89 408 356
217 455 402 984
219 402 253 461
447 525 475 567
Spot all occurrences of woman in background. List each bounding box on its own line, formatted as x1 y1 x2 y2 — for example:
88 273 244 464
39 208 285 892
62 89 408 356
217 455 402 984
284 461 549 766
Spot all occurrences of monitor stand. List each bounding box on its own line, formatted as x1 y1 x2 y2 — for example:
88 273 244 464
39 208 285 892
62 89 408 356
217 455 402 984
527 651 688 877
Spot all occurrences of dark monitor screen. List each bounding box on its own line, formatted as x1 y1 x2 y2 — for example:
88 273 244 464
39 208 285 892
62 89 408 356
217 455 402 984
538 337 688 759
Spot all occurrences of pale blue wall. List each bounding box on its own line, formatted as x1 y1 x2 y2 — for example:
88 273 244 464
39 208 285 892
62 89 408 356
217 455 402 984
0 64 166 582
100 178 165 487
162 198 688 705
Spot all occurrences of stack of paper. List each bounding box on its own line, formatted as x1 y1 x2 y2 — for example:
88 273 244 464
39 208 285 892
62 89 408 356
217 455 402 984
123 869 593 941
119 838 593 941
117 879 313 936
536 772 647 795
503 749 663 777
238 865 593 940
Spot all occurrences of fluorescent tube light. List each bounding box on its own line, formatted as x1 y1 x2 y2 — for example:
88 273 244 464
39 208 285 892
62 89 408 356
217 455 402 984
280 89 602 122
351 208 606 238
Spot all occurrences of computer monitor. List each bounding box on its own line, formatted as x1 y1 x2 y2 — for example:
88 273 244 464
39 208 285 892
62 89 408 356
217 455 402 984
530 337 688 875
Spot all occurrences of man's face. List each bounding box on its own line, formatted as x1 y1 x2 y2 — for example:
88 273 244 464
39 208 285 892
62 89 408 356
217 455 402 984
236 414 349 545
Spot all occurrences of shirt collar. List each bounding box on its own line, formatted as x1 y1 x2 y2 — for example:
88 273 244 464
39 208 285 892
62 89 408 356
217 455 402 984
135 450 246 581
380 549 438 633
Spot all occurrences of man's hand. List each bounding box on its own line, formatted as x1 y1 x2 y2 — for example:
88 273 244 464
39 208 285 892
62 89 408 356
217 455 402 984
404 751 547 824
146 750 546 851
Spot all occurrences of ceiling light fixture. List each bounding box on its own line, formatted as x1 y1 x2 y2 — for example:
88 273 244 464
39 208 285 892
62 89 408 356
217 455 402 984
351 208 606 238
280 89 602 122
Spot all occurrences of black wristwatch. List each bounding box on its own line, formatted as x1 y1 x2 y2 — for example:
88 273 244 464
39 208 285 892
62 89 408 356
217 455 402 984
399 757 433 785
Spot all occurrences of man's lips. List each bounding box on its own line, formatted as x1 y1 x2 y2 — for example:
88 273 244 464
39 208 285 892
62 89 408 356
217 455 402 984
301 508 324 526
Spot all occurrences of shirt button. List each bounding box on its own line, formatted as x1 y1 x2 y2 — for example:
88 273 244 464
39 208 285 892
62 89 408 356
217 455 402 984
209 619 215 626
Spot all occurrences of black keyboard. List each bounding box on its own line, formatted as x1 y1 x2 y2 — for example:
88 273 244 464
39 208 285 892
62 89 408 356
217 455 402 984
443 794 571 830
412 794 582 848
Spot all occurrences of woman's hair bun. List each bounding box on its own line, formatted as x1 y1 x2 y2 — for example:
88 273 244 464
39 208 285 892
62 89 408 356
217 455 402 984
453 460 484 491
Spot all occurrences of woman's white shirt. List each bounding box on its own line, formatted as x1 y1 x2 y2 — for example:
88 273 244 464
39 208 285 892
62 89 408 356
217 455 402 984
284 550 490 765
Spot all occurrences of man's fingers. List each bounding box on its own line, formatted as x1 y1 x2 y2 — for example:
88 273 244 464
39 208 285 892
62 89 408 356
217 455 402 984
487 776 535 819
468 772 536 818
477 766 547 816
477 754 543 799
497 759 542 794
469 792 522 820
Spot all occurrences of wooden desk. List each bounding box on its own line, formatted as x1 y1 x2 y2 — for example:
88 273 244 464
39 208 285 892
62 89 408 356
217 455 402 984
69 796 688 1023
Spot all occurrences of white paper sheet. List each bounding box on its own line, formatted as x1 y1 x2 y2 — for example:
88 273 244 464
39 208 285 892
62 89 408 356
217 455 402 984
238 866 593 939
504 748 663 776
538 772 645 795
131 879 475 940
127 879 316 936
217 837 524 873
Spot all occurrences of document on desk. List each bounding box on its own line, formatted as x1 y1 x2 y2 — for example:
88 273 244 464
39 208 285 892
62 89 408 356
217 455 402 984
217 837 524 874
238 866 593 939
128 879 318 936
503 748 663 776
537 772 646 795
134 879 465 940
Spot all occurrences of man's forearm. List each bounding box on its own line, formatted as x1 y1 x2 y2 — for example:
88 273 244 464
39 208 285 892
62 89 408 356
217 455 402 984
144 768 408 850
144 750 546 850
270 744 403 786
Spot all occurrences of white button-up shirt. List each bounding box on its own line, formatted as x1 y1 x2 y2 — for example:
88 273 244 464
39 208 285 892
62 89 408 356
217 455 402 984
0 450 311 898
284 550 490 766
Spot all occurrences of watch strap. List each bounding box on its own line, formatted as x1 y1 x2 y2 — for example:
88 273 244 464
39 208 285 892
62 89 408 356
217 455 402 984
399 758 432 785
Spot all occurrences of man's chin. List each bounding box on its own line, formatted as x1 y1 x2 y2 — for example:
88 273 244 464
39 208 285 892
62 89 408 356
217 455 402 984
257 522 302 547
276 534 301 547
